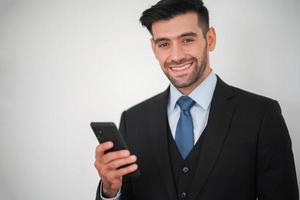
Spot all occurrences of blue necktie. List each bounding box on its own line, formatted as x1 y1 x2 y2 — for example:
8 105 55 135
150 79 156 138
175 96 195 159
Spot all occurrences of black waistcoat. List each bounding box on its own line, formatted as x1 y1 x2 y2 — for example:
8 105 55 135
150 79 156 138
167 124 208 200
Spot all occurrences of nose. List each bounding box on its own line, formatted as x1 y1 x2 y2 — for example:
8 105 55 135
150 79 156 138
170 42 185 62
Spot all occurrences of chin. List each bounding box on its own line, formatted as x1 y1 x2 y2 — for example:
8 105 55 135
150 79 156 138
171 79 194 89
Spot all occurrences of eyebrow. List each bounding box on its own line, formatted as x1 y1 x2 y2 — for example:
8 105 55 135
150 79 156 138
153 32 198 44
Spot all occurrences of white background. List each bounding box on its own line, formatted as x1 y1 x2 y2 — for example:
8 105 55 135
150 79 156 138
0 0 299 199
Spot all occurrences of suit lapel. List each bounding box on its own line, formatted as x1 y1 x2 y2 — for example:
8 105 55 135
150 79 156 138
148 88 178 200
189 77 237 200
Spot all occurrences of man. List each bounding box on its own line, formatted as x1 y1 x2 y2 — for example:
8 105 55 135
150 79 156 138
94 0 299 199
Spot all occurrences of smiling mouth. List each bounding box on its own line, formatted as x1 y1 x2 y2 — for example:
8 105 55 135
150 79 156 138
169 61 194 71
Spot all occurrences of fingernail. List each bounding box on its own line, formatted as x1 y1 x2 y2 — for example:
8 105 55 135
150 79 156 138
132 164 138 170
131 155 137 161
108 142 113 147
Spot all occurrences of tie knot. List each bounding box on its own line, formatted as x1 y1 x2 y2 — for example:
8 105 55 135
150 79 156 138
177 96 195 111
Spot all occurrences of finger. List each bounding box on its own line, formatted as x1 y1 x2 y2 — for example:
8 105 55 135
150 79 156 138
95 142 113 158
109 155 137 169
102 149 130 164
116 164 138 177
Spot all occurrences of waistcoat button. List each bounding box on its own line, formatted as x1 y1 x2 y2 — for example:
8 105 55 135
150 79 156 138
182 166 189 173
181 192 187 199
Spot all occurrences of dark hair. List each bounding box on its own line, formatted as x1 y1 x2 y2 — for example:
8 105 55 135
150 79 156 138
140 0 209 35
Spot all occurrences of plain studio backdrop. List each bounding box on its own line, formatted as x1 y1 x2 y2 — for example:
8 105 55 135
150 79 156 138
0 0 299 199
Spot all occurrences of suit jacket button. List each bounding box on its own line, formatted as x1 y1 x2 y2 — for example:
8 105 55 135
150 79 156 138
181 192 187 199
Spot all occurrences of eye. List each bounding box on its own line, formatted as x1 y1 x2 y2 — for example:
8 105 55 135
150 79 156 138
157 42 169 48
182 38 194 44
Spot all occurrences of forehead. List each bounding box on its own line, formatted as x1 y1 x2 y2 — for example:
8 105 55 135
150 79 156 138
151 12 203 39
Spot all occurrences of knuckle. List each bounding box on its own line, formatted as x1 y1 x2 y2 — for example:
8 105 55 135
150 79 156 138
117 150 130 158
109 161 118 169
115 150 123 156
102 153 112 164
105 151 121 163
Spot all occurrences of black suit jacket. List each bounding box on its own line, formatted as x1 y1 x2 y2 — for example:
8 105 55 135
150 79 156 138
97 77 298 200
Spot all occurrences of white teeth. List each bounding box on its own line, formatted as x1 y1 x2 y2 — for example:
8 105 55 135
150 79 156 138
171 63 192 71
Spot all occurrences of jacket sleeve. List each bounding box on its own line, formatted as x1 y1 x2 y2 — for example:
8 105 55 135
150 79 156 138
256 100 299 199
119 111 134 200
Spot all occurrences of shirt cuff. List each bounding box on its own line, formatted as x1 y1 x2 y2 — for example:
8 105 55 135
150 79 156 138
99 181 121 200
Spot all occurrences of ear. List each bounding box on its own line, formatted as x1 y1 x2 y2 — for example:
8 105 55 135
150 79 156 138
206 27 216 51
151 38 157 58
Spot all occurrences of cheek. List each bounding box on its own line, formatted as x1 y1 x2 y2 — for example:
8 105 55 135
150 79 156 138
190 47 205 60
182 45 202 58
155 50 169 65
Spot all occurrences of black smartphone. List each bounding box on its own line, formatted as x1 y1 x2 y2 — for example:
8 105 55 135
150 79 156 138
90 122 128 152
90 122 140 177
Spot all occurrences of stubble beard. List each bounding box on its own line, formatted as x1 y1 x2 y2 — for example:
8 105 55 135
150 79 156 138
164 49 208 89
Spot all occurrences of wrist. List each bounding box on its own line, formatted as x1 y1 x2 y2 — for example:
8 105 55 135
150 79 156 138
102 185 118 198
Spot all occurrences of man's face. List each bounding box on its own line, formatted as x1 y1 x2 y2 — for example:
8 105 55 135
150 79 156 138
151 12 215 94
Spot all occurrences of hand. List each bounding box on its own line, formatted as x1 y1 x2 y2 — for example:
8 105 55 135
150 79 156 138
94 141 138 198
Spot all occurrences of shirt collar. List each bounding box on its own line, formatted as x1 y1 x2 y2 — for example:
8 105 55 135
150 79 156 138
169 71 217 111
